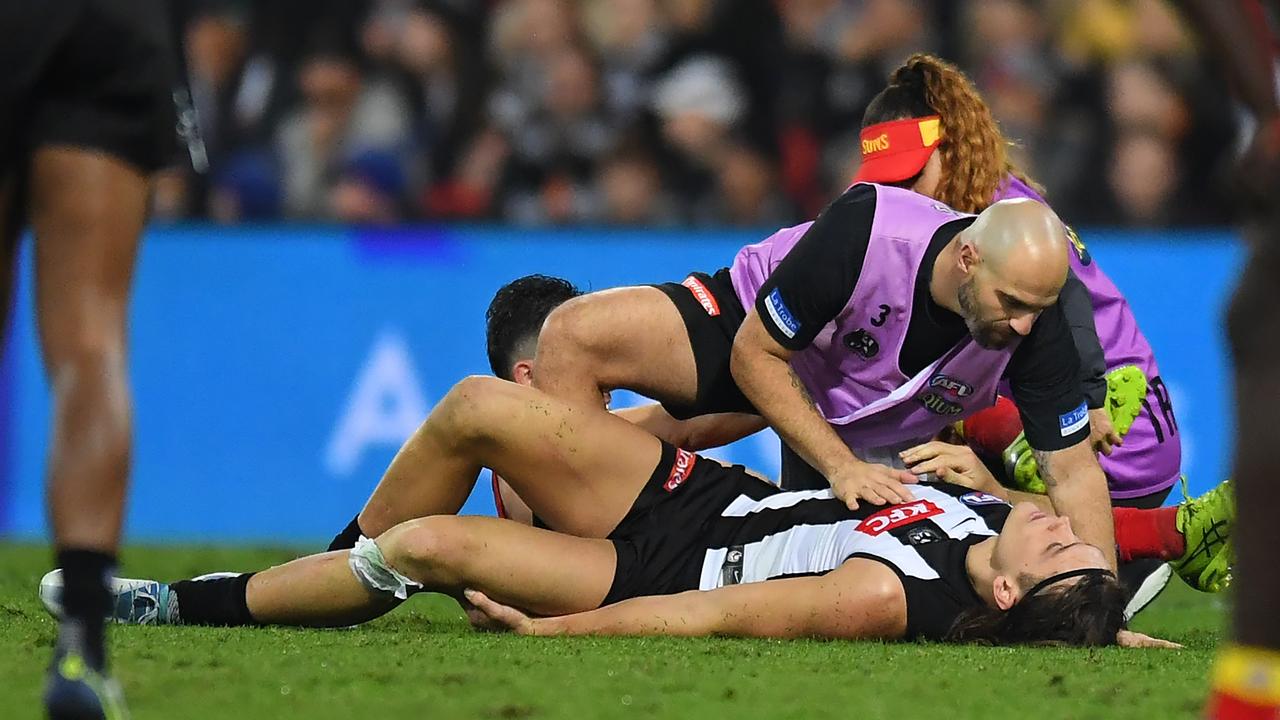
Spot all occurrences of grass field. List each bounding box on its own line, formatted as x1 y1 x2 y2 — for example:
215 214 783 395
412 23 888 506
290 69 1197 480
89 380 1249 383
0 543 1224 720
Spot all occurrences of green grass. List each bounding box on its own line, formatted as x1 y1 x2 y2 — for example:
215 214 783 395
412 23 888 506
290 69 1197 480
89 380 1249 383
0 543 1224 720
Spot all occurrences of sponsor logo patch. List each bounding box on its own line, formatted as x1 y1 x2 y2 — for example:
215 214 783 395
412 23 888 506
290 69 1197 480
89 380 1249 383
960 491 1008 507
681 276 720 317
764 288 800 339
929 374 974 398
663 449 698 492
1059 400 1089 437
919 391 964 416
843 329 879 359
858 499 942 536
905 526 944 546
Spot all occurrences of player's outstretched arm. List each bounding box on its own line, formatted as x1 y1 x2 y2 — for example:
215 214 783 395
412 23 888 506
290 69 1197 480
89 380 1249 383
464 558 907 640
1034 439 1117 570
731 312 916 509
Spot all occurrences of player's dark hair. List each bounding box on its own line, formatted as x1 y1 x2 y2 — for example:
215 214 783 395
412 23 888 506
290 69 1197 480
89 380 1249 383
945 571 1126 646
861 53 1045 213
485 275 582 380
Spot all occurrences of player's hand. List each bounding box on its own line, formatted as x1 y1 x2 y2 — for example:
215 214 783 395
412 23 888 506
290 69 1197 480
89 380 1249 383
1116 629 1183 649
463 589 543 635
827 461 917 510
1089 408 1123 456
899 441 1001 494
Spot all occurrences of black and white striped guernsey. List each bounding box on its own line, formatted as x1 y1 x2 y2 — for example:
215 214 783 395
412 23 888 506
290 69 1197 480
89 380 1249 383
695 481 1012 639
605 449 1016 640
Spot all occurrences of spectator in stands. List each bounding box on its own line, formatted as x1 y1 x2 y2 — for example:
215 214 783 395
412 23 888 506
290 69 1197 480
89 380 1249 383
597 146 679 226
275 47 415 219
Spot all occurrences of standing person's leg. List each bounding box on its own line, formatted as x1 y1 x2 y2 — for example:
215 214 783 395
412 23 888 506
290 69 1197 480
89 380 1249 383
1210 219 1280 717
30 146 148 668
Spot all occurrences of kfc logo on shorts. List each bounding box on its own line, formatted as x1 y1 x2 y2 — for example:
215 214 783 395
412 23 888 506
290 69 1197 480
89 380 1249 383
682 276 721 317
857 500 943 536
663 449 699 492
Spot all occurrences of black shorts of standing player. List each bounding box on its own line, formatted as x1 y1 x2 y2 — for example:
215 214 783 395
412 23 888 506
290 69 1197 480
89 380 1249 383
0 0 178 177
652 268 755 418
653 268 832 492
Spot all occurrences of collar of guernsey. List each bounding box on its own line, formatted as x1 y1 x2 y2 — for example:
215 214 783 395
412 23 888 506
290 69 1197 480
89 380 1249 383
853 115 942 184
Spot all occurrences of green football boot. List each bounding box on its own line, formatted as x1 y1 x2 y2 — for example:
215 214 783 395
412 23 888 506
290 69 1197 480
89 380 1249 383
1001 365 1148 494
1171 477 1235 592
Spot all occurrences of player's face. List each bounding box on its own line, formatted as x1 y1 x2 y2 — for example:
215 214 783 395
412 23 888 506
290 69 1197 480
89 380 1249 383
991 502 1109 582
956 271 1050 349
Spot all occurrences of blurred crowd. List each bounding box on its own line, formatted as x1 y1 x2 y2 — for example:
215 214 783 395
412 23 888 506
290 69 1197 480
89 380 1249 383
161 0 1249 229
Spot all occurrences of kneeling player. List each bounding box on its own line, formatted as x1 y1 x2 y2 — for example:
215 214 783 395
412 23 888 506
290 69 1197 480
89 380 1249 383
44 375 1128 646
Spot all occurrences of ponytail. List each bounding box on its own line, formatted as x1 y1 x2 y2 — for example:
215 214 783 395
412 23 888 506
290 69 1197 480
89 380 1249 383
865 53 1046 212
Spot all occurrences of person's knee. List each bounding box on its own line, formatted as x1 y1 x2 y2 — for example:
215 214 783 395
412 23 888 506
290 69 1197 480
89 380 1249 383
44 318 127 386
435 375 520 445
381 517 474 586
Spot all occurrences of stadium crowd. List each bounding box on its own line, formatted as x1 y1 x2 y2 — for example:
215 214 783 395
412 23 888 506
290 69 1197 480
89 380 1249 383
160 0 1241 228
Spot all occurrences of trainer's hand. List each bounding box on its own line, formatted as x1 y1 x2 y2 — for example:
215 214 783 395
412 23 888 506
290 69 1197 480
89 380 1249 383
1116 629 1183 649
828 461 917 510
899 441 1000 494
1089 408 1123 456
463 589 543 635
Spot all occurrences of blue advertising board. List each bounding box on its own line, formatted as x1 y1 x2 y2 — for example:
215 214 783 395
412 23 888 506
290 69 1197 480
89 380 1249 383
0 226 1243 543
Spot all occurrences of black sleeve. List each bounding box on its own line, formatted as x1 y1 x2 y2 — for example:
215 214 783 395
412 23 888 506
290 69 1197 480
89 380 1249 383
1059 269 1107 409
754 185 877 350
1006 300 1091 451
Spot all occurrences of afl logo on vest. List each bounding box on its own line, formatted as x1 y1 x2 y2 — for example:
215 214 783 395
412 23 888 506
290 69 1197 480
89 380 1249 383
929 374 973 398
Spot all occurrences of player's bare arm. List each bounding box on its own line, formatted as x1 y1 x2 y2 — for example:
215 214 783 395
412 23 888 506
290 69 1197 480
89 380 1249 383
731 310 916 509
465 558 907 640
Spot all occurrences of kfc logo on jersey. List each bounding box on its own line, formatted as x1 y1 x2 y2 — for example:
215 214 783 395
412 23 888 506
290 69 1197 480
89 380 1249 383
663 449 699 492
682 276 721 317
858 500 943 536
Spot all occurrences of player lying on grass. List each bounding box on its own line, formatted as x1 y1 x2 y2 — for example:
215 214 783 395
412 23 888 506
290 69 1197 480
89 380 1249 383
44 374 1129 645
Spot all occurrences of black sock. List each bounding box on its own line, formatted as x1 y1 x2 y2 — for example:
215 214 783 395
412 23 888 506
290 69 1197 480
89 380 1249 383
56 548 115 670
326 514 366 552
170 573 258 626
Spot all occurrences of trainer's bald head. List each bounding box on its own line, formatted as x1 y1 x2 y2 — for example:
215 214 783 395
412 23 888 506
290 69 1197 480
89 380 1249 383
944 198 1070 349
963 198 1070 297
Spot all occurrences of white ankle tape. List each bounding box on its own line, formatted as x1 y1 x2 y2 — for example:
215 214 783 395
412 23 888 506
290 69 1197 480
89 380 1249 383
348 536 423 600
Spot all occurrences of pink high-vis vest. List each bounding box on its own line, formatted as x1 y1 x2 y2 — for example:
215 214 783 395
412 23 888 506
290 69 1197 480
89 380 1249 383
729 184 1018 465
